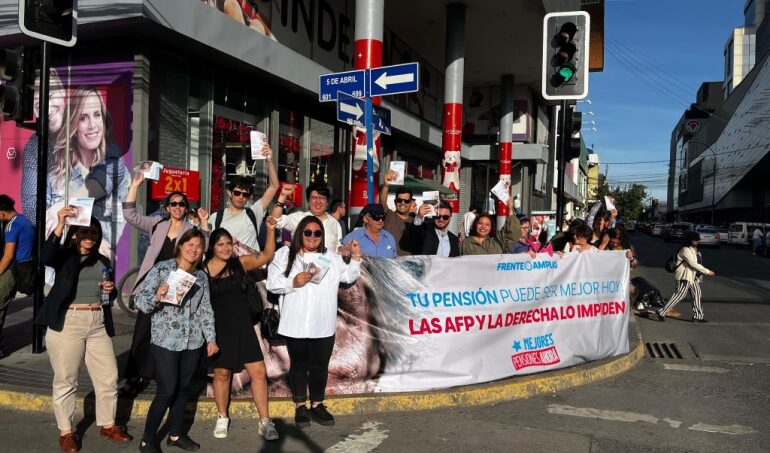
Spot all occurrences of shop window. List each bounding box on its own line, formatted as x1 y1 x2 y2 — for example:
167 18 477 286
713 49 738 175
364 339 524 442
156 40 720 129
211 115 266 212
278 109 303 185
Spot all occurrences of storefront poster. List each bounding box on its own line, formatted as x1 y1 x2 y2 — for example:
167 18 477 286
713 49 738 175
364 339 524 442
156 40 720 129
220 251 630 398
0 60 134 276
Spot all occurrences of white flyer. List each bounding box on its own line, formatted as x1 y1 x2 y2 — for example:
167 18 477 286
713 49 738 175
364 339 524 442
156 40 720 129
66 198 95 226
134 161 163 180
422 191 439 217
250 131 267 159
490 179 510 203
161 268 197 305
389 161 406 185
604 196 616 211
307 254 332 284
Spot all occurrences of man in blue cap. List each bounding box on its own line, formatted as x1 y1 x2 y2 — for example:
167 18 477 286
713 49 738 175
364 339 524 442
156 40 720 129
342 204 396 258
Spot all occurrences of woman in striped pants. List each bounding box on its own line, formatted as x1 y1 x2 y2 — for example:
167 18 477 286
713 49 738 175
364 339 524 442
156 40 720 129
655 231 715 323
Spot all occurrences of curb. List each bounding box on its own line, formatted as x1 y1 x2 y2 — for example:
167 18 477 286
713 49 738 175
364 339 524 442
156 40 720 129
0 337 644 420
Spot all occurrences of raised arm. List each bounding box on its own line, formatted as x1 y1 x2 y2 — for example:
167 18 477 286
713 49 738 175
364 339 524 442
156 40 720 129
271 183 294 224
379 170 396 211
122 172 162 232
240 216 276 271
257 143 279 212
496 199 522 253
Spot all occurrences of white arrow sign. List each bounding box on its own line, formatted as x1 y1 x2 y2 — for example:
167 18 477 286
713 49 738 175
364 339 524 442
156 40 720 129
340 100 364 120
374 72 415 90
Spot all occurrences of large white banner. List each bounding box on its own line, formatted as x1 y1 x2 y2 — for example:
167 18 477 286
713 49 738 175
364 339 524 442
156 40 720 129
222 250 630 398
367 250 630 392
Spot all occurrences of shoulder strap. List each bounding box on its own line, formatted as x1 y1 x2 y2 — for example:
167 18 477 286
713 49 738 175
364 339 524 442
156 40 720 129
150 219 164 235
215 205 225 230
245 208 259 233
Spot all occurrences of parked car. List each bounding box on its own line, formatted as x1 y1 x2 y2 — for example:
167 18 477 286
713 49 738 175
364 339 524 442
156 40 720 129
651 223 665 236
727 222 770 247
664 223 693 242
717 227 729 243
696 226 720 247
625 220 636 232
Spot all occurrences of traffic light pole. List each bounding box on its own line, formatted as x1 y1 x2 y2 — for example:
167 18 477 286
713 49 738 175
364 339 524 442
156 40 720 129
32 41 51 354
555 100 568 228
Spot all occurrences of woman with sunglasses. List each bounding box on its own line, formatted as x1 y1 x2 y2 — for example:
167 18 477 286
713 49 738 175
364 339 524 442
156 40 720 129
203 220 278 441
120 172 208 396
35 208 132 452
461 197 521 256
134 229 218 453
266 217 362 428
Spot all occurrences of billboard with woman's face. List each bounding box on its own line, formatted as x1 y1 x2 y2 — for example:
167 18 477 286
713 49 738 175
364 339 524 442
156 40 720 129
0 60 134 274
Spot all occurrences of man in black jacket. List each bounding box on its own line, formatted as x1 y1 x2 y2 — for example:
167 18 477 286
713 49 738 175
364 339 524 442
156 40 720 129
401 201 459 257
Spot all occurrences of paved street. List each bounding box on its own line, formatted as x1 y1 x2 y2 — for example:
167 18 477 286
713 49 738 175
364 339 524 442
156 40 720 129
0 232 768 452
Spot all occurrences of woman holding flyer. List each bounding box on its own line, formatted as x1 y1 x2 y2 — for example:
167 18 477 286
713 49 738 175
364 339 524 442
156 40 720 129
134 229 218 453
204 222 277 440
35 208 132 452
266 217 362 428
121 171 206 397
461 197 521 256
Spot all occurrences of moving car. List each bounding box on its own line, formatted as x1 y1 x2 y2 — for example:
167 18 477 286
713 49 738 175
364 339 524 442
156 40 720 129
727 222 770 247
664 223 693 242
696 226 720 247
651 224 665 236
625 220 636 232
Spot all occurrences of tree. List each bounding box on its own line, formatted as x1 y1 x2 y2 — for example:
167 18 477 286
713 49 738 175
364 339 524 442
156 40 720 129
607 183 648 221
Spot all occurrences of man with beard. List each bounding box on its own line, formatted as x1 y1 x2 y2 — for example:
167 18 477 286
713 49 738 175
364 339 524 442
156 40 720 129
402 201 459 257
342 204 396 258
379 170 413 256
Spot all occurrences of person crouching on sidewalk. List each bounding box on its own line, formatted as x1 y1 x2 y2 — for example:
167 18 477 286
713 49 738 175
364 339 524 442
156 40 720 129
35 207 132 452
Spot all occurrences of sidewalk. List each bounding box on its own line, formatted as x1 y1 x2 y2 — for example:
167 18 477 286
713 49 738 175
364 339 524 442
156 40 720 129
0 296 644 419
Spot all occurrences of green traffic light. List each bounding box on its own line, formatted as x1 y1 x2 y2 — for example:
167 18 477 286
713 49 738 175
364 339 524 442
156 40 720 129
558 63 576 83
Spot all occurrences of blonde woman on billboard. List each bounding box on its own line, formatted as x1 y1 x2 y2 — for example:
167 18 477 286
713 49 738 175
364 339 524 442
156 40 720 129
21 67 66 223
45 85 131 258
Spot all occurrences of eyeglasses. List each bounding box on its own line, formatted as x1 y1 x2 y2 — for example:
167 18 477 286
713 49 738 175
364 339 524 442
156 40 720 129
368 214 385 221
394 198 412 204
303 229 323 238
310 195 328 202
231 189 251 198
436 215 451 221
168 201 187 208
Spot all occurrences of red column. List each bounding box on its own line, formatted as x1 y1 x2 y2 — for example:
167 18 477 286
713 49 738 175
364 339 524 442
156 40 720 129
496 74 515 227
441 4 466 234
350 0 384 214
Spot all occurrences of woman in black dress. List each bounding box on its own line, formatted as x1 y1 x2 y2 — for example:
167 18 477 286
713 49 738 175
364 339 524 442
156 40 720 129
204 219 277 441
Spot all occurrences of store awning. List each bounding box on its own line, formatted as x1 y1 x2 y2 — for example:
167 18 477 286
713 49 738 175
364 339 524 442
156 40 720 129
389 176 455 195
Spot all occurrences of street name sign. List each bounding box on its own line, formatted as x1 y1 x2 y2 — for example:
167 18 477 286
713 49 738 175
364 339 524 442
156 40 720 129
319 69 366 102
337 92 391 135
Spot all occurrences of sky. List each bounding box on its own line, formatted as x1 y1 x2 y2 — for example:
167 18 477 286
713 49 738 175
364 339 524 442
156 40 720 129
587 0 745 204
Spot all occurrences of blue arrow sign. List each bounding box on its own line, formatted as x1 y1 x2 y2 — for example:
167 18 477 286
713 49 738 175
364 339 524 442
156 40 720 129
319 69 366 102
337 92 365 127
369 62 419 97
337 92 391 135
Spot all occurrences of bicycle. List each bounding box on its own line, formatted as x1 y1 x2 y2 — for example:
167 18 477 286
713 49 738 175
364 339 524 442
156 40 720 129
116 266 140 317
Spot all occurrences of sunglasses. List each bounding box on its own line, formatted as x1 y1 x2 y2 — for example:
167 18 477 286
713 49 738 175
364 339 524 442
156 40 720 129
394 198 412 204
232 189 251 198
78 228 99 235
436 215 451 221
303 229 323 238
168 201 187 208
368 214 385 221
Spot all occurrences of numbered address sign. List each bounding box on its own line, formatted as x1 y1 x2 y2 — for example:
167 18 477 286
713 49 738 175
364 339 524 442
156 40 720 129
151 167 201 202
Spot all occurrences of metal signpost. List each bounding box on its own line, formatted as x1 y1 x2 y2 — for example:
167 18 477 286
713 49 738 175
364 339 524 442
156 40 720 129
320 62 418 203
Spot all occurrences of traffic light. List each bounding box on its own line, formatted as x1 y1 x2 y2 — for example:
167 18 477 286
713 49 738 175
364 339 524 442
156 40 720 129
18 0 78 47
564 107 583 161
542 11 590 100
0 48 34 123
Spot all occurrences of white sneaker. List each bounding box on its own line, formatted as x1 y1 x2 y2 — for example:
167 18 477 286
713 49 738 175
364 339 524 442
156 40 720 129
258 418 279 441
213 416 229 439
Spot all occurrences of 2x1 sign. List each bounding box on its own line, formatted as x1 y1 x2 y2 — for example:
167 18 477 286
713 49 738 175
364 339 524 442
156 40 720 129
151 167 201 202
337 92 392 135
319 69 366 102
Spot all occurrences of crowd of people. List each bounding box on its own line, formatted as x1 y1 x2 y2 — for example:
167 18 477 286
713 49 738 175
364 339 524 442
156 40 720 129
0 157 655 452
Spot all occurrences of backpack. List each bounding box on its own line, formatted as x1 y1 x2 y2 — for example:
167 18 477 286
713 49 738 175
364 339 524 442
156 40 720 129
664 248 684 273
215 205 259 235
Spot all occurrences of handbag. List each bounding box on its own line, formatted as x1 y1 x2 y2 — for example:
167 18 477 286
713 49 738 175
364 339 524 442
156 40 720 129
260 306 280 340
244 275 263 323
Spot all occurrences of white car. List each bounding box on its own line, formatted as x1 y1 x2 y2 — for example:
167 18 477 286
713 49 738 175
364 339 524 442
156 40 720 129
651 224 665 236
696 227 720 247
